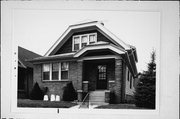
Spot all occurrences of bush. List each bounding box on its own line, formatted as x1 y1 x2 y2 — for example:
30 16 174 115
109 91 116 104
30 82 44 100
63 82 77 101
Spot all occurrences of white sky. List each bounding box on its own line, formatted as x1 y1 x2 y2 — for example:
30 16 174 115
14 10 160 72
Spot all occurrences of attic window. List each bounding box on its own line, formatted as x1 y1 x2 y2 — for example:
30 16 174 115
72 33 97 51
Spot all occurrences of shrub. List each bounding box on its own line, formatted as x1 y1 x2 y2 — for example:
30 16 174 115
109 91 116 104
30 82 44 100
63 82 77 101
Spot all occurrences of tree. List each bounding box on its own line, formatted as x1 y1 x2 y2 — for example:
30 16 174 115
30 82 44 100
134 50 156 109
63 82 77 101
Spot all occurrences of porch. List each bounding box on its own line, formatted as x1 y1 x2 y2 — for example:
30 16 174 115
77 57 124 105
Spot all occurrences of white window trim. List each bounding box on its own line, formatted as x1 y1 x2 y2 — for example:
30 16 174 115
42 62 69 81
72 33 97 51
60 62 69 80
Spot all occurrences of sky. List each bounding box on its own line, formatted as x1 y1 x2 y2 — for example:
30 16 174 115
14 9 160 72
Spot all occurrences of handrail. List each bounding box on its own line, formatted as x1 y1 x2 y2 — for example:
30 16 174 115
79 92 89 109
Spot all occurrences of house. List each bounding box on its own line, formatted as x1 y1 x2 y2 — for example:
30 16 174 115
30 21 138 104
18 46 41 99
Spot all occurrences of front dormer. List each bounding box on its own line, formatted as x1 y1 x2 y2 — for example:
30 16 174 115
72 33 97 51
46 20 130 56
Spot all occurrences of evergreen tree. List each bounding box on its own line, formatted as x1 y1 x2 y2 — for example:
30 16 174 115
134 50 156 109
30 82 44 100
63 82 77 101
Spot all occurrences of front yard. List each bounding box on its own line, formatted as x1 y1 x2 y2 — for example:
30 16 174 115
95 104 147 109
18 99 77 108
18 99 150 109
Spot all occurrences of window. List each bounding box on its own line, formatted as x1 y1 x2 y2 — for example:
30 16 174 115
43 64 50 80
98 65 106 80
89 34 96 44
81 35 88 48
42 62 69 81
61 62 69 79
127 70 129 81
73 36 80 51
130 75 132 89
52 63 59 80
72 33 97 51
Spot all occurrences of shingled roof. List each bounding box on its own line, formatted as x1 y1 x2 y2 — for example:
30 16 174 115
18 46 41 68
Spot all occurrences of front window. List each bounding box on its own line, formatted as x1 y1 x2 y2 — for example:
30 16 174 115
42 62 69 81
61 62 69 79
43 64 50 80
52 63 59 80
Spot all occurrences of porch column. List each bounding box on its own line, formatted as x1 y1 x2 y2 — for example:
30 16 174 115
77 61 83 101
114 58 123 103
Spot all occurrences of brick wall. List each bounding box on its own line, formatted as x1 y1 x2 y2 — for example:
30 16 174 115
33 61 80 100
114 59 123 103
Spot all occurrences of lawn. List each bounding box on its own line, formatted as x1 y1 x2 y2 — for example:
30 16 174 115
95 104 147 109
18 99 77 108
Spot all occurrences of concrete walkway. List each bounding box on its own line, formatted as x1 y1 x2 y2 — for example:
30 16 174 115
69 104 99 109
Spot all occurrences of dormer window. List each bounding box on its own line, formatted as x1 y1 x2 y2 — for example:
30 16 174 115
89 34 96 44
81 35 88 48
73 36 80 51
72 33 97 51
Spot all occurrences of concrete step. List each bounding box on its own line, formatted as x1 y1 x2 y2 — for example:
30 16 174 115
90 101 108 105
89 91 107 105
89 91 105 97
89 96 105 101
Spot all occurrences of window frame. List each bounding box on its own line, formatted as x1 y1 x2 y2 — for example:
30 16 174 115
42 62 69 81
72 33 97 51
72 36 80 51
51 62 59 81
61 62 69 80
42 63 51 81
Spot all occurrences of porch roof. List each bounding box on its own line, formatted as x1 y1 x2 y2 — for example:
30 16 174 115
74 42 126 58
28 52 75 63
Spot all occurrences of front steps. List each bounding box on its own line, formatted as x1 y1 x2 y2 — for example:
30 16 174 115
89 90 108 105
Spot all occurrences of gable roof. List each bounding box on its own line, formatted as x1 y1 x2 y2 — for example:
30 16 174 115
18 46 41 68
45 21 131 56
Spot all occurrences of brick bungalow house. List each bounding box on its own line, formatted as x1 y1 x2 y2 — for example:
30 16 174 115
30 21 138 104
18 46 41 99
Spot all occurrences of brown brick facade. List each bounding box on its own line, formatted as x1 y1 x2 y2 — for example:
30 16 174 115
33 57 132 103
114 59 123 103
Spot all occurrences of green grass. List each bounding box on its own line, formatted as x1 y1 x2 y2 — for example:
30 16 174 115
18 99 77 108
95 104 148 109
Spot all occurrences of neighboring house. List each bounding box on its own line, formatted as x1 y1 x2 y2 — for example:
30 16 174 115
18 46 41 99
30 21 138 104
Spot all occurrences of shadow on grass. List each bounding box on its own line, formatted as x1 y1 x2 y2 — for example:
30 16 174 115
18 99 77 108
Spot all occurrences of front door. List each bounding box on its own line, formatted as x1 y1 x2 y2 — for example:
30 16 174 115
96 65 107 89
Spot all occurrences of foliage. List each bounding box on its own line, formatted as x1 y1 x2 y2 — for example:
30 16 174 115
63 82 77 101
30 82 44 100
109 91 116 104
134 50 156 109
